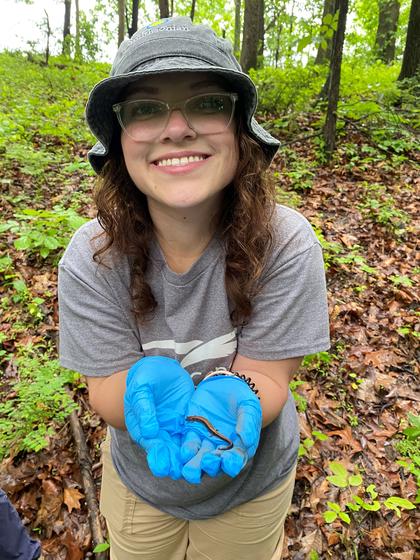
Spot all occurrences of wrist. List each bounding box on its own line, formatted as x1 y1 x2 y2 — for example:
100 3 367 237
203 367 260 399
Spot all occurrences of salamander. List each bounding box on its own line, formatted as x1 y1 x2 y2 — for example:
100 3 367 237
186 415 234 450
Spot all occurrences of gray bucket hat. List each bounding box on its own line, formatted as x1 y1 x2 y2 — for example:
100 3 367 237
86 16 280 174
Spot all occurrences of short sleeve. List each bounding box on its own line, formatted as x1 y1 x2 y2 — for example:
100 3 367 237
237 209 330 360
58 221 143 376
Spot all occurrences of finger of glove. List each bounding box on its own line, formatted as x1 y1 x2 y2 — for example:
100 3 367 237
220 446 248 478
182 439 215 484
236 402 262 451
200 449 223 477
130 385 159 438
180 431 203 464
145 439 182 479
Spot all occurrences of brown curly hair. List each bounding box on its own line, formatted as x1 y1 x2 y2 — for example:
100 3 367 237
92 120 276 326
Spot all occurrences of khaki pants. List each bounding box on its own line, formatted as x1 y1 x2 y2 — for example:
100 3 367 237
100 433 295 560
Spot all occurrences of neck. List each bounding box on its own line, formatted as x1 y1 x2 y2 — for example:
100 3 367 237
148 199 222 272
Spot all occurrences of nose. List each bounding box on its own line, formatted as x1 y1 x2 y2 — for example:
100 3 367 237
159 109 197 142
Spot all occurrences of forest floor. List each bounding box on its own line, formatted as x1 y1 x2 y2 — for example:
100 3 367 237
0 121 419 559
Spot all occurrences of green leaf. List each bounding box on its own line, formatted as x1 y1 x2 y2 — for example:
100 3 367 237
312 430 328 441
339 511 351 524
93 542 111 552
384 497 416 510
366 484 378 499
348 474 363 487
329 462 349 478
360 500 380 511
14 236 31 250
323 13 333 25
327 501 341 513
347 502 361 512
297 36 313 52
324 510 337 523
327 475 348 488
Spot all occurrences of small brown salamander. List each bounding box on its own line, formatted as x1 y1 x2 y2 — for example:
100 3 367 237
186 415 234 450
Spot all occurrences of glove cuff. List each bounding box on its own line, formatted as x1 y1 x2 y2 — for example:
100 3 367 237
205 368 260 399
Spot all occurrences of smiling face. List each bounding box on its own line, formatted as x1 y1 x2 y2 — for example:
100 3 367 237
119 72 239 216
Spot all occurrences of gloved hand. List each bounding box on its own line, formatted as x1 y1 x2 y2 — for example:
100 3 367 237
180 374 262 484
124 356 195 478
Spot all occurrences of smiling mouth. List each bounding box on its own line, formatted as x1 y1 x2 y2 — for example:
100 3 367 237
153 155 209 167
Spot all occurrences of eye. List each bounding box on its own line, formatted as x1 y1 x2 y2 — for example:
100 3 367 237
191 95 227 114
127 101 165 120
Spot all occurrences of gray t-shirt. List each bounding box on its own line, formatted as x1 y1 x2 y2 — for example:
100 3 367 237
58 204 330 519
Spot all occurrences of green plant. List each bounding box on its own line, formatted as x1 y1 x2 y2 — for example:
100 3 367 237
323 462 416 525
290 379 308 412
0 348 80 459
299 430 328 458
1 206 87 262
395 413 420 502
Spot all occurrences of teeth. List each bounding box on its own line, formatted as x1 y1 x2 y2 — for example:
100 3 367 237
156 155 206 167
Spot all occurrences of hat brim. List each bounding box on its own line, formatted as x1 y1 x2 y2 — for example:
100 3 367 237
86 57 279 173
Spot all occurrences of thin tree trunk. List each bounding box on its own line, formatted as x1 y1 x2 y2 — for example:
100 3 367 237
159 0 170 19
62 0 71 56
190 0 196 22
118 0 125 46
241 0 260 73
274 22 282 67
374 0 400 64
234 0 241 58
128 0 139 37
44 10 51 65
323 0 349 157
398 0 420 80
315 0 335 65
257 0 264 67
74 0 81 60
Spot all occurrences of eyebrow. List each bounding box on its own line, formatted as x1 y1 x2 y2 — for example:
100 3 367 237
126 79 225 97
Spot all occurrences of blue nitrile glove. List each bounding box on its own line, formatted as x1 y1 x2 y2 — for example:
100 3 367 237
124 356 195 478
180 375 262 484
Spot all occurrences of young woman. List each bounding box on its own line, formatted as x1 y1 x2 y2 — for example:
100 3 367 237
58 17 330 560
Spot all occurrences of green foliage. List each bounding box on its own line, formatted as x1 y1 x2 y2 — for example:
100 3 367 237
290 379 308 412
358 183 410 236
93 542 111 553
395 413 420 502
323 462 416 525
0 348 80 460
1 206 88 262
0 52 108 176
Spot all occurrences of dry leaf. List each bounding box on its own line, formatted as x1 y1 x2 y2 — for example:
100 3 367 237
63 487 84 513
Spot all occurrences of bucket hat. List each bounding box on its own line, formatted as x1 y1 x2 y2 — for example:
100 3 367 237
86 16 280 173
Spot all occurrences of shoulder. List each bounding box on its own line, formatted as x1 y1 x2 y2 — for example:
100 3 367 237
59 219 104 266
269 204 319 263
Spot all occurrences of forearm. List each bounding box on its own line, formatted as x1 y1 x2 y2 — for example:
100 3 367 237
236 369 289 427
86 370 128 430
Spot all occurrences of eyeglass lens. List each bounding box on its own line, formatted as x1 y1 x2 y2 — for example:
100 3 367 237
117 94 235 140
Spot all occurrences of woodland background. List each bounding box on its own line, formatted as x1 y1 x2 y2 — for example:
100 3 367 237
0 0 419 558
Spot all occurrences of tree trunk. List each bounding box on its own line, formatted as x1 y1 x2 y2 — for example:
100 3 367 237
234 0 241 58
374 0 400 64
44 10 51 65
118 0 125 46
241 0 260 72
398 0 420 80
257 0 265 67
159 0 170 19
323 0 349 157
190 0 196 22
315 0 335 65
128 0 139 37
74 0 81 60
62 0 71 56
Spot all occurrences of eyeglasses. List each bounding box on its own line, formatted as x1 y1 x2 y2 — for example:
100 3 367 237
112 92 238 141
